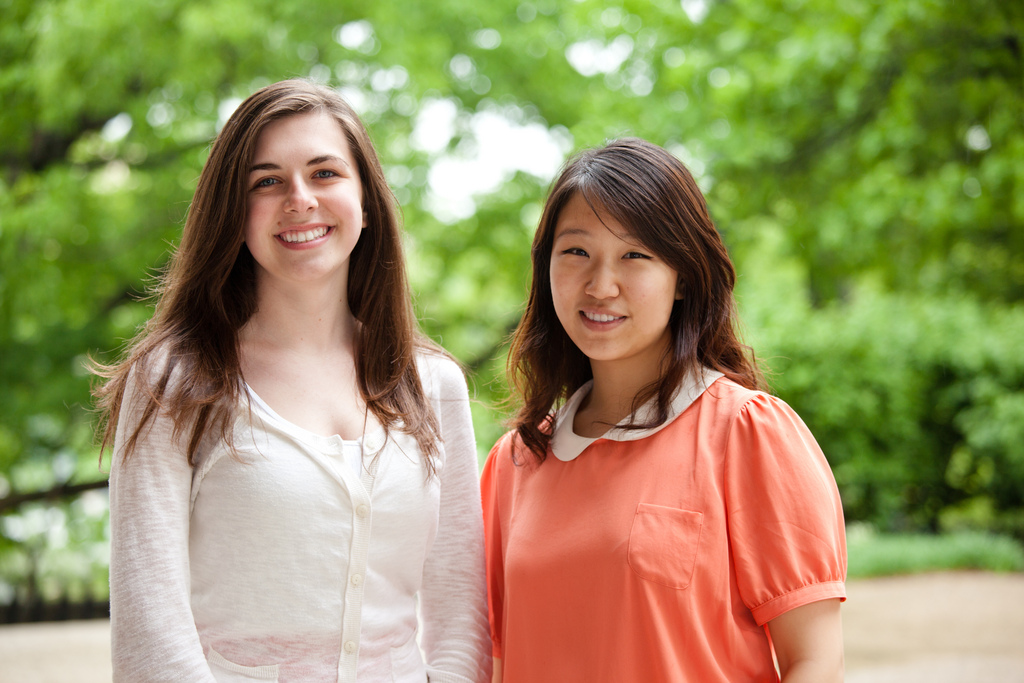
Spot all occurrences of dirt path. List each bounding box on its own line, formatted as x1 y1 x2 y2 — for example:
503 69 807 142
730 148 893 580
1 571 1022 682
843 571 1024 682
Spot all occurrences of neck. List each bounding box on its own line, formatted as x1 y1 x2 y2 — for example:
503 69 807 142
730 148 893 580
242 274 357 352
585 362 661 423
575 338 671 436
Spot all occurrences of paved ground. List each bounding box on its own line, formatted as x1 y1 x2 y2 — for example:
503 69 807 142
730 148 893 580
842 571 1024 682
1 571 1022 682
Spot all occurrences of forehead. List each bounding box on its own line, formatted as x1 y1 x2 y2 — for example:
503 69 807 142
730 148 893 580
251 110 354 161
553 192 640 244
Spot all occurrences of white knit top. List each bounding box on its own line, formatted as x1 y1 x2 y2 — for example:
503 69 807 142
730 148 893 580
108 351 491 683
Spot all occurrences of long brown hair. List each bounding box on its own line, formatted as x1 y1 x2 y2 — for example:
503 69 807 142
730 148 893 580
508 138 764 461
92 79 442 471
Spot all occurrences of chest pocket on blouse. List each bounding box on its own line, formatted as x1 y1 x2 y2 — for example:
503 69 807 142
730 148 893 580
627 503 703 590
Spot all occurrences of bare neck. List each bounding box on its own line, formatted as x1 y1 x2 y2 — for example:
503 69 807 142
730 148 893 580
242 276 357 353
238 275 370 440
574 356 665 438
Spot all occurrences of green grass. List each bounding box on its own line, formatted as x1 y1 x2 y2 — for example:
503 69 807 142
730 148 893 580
847 525 1024 578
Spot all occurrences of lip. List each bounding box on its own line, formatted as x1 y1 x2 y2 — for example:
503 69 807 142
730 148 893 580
274 224 333 249
579 309 626 330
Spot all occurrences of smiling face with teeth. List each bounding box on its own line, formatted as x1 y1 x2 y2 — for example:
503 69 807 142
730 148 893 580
549 192 681 382
244 110 365 294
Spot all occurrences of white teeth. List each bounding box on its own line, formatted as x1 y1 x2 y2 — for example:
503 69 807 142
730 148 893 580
279 226 328 243
584 311 621 322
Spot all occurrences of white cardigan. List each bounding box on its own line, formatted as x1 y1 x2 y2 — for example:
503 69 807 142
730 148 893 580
108 352 491 683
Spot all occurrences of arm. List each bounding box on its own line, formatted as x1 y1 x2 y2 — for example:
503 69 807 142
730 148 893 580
418 358 492 683
108 366 216 682
724 393 847 651
769 599 844 683
480 435 511 681
479 438 512 683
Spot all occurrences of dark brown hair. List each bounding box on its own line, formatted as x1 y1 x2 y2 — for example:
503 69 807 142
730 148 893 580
508 137 764 460
92 79 441 471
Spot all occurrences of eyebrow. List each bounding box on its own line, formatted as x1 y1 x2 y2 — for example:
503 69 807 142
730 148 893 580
552 226 590 239
555 224 645 247
249 154 351 173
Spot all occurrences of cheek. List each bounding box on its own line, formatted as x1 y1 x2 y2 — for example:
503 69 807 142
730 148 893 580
548 267 573 318
242 197 278 253
244 198 271 234
242 213 263 246
548 268 573 309
635 276 680 317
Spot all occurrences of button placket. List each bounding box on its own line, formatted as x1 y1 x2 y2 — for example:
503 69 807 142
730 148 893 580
336 438 381 683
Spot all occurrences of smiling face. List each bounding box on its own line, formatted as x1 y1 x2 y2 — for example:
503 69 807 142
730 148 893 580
549 192 681 380
244 110 365 294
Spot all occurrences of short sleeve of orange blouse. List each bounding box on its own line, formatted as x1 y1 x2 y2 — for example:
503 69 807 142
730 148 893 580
481 378 846 683
724 391 848 625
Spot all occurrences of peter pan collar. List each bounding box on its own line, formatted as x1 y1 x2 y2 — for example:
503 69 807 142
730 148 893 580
550 368 724 462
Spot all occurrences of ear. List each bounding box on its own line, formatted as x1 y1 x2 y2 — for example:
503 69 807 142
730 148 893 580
362 209 368 229
675 279 684 301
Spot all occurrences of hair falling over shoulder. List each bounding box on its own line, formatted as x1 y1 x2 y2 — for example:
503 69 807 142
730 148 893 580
506 138 764 462
91 79 441 471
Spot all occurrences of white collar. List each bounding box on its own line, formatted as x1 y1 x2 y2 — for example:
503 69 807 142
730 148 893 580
550 368 724 462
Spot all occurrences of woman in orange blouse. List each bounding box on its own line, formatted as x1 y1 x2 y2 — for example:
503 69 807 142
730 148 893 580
482 138 846 682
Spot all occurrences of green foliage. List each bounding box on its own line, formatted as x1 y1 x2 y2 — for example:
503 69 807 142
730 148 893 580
0 0 1022 600
0 494 110 604
746 285 1024 535
847 524 1024 578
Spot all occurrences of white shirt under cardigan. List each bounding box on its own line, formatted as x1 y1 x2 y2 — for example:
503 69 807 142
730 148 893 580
108 351 491 683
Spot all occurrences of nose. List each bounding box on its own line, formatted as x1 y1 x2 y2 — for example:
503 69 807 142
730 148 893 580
584 262 619 299
284 179 317 213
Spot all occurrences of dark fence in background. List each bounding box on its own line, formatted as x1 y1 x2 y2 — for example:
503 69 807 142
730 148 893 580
1 596 109 624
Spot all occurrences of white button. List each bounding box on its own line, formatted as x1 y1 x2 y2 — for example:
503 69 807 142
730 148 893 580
351 573 363 586
364 433 384 453
356 504 369 518
344 640 357 654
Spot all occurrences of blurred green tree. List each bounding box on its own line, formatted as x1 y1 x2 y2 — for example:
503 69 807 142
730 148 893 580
1 0 1021 603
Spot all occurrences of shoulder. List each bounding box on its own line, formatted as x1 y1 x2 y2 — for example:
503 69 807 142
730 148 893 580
415 347 468 400
127 340 197 391
481 431 515 482
483 430 536 474
700 377 799 421
121 343 180 407
702 380 825 469
490 430 518 459
691 377 817 449
701 376 762 407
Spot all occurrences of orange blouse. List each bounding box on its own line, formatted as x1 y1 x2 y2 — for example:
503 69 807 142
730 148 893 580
482 375 846 682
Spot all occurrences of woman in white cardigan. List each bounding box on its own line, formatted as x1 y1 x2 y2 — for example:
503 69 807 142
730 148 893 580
93 79 491 683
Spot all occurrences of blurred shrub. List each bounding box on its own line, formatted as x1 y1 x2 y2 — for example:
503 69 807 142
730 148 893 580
749 287 1024 538
846 523 1024 577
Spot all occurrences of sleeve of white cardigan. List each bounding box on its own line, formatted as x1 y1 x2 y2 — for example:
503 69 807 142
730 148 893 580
418 355 493 683
108 365 218 682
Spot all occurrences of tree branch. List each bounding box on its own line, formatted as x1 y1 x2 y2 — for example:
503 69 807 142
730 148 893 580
0 479 109 515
